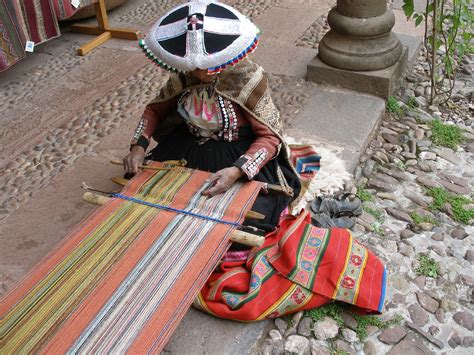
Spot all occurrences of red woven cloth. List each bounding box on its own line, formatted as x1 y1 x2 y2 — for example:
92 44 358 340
195 211 386 320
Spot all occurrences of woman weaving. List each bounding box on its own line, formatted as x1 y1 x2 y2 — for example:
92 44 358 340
123 1 299 234
123 1 386 321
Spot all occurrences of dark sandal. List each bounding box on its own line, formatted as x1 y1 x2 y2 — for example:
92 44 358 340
310 195 362 218
311 212 355 229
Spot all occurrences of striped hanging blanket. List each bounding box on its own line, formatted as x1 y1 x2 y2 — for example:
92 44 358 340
1 0 28 72
0 0 96 72
195 211 386 320
0 163 261 353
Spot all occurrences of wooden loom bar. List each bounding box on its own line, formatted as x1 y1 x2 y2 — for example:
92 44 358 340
82 192 265 247
110 160 178 171
71 0 141 56
109 160 293 196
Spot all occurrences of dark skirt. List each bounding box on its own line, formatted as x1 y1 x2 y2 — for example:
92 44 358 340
148 124 301 234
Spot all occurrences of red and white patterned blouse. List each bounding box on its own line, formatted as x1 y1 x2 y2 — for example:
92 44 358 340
132 87 280 179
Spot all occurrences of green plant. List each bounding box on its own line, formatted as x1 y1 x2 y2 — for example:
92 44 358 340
403 0 474 103
371 222 386 237
430 119 465 150
407 96 418 109
306 303 404 342
410 212 438 225
352 314 403 341
286 317 295 329
329 347 350 355
305 302 345 326
427 187 474 224
397 161 407 171
356 184 374 202
364 207 385 223
386 96 403 115
415 254 440 278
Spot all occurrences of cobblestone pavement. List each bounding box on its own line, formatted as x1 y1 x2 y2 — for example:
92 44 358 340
117 0 283 25
0 0 472 354
258 50 474 354
0 67 316 222
0 0 319 221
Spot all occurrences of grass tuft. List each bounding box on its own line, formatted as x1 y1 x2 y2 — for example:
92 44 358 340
407 96 418 109
364 207 385 223
430 119 464 150
427 187 474 224
409 212 438 226
352 314 403 341
415 254 440 278
371 223 386 237
305 303 404 342
356 184 374 202
305 302 345 326
386 96 404 115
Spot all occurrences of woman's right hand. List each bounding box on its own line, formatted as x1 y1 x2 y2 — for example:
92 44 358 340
123 145 146 176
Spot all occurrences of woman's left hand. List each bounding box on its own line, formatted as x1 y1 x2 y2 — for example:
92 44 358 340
202 167 244 196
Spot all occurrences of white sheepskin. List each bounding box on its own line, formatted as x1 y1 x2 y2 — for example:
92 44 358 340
284 135 353 212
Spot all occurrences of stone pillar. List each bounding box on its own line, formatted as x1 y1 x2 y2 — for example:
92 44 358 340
319 0 402 71
307 0 408 97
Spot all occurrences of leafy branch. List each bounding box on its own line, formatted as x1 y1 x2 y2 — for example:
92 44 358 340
402 0 473 104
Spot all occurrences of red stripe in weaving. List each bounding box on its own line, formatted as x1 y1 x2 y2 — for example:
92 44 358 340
39 0 58 39
24 0 40 43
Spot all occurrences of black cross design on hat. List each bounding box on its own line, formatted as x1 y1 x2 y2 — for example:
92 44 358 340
187 13 204 31
154 3 244 58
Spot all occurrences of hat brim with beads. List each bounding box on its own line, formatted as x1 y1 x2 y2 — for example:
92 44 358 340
139 1 260 74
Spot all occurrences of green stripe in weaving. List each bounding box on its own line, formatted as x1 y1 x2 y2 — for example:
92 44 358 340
308 230 330 291
288 223 313 279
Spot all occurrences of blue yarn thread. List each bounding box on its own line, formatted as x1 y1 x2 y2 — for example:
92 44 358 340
112 193 241 227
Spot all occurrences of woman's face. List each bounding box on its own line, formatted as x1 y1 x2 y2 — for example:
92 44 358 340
191 69 216 83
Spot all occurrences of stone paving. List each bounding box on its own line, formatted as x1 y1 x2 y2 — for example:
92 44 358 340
257 50 474 355
0 0 472 354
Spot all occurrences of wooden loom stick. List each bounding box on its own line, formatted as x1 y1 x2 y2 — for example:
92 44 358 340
110 160 293 196
110 160 177 171
82 192 265 247
109 177 266 220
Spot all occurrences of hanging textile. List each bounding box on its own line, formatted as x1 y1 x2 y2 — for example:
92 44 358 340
195 211 386 320
53 0 96 20
0 0 97 72
0 0 27 71
0 163 261 353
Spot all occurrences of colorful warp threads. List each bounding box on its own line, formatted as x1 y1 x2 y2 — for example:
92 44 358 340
0 163 261 353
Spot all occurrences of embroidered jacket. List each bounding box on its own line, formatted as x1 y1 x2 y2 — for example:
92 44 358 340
132 85 279 179
132 59 298 195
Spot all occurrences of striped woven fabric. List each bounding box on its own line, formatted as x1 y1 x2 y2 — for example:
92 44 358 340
0 0 27 72
0 0 96 71
19 0 61 45
195 211 386 321
0 163 261 353
289 145 321 181
53 0 96 20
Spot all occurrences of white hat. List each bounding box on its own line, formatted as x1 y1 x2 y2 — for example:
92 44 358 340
139 1 260 73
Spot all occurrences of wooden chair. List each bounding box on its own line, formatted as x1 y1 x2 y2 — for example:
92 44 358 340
71 0 141 55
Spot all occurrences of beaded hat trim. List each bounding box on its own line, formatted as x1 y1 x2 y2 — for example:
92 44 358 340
139 1 260 74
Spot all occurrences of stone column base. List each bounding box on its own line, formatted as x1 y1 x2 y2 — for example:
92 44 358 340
307 45 408 98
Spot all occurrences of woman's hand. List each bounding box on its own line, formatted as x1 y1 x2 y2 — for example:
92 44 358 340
123 145 146 176
202 167 244 196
